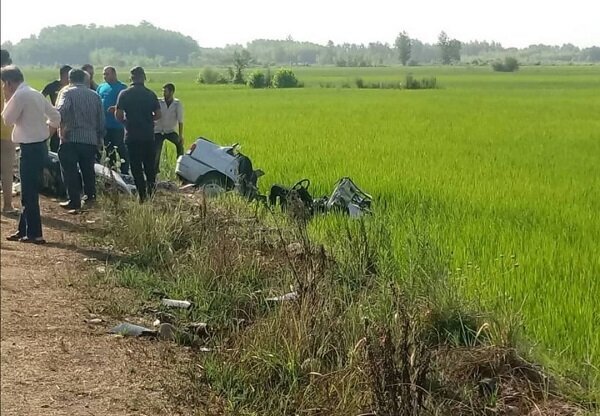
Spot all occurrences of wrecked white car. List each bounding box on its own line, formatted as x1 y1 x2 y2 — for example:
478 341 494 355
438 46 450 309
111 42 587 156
175 137 263 198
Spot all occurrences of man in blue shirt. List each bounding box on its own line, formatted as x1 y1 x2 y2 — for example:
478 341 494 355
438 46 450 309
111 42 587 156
96 66 129 174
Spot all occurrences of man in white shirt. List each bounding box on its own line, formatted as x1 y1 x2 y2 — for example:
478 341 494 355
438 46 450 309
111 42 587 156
154 83 184 174
1 66 61 244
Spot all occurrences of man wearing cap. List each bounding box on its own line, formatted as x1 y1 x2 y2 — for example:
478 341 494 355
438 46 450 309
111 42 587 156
97 66 129 174
56 68 105 212
112 66 161 202
42 64 71 152
154 82 184 174
2 65 61 243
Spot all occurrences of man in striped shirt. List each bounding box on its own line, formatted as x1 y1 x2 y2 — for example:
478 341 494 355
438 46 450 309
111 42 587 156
56 69 105 212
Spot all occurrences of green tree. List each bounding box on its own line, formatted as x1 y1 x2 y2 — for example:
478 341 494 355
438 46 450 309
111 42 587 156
232 49 251 84
394 31 411 65
438 31 461 64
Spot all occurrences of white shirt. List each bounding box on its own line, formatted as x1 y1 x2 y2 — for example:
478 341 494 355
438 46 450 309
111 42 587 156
154 98 183 134
1 83 61 144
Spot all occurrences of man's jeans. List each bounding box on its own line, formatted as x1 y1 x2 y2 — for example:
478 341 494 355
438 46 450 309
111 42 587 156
154 132 183 173
127 140 156 202
18 141 46 238
58 142 97 208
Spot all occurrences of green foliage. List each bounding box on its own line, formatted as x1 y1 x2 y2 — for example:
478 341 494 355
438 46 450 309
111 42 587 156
5 22 198 65
355 77 403 89
247 70 268 88
272 68 300 88
405 74 437 89
232 49 252 85
197 67 229 84
394 31 412 66
492 57 520 72
438 31 462 64
23 66 600 393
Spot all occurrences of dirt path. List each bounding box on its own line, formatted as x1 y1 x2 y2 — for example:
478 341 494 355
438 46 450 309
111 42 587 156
1 200 194 416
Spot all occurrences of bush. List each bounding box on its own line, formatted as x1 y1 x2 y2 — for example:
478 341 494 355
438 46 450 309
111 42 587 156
272 68 300 88
197 67 229 84
405 74 437 90
491 57 520 72
247 70 267 88
355 77 365 88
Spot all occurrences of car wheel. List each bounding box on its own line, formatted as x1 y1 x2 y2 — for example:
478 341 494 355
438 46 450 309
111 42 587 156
196 172 229 197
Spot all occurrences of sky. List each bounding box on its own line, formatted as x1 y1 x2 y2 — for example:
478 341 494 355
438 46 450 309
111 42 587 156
1 0 599 48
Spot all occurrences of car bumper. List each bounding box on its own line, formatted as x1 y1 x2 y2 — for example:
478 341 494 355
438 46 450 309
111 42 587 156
175 155 198 183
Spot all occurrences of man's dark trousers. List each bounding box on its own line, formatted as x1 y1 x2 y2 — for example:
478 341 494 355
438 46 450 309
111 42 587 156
103 128 129 174
127 140 156 202
58 142 97 208
18 141 46 239
154 132 183 173
49 132 60 152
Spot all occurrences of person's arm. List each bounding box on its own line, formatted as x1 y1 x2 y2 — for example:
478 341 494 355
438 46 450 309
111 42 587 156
114 90 126 123
54 90 69 141
44 97 61 138
96 96 105 147
177 101 184 140
152 93 161 121
1 91 25 127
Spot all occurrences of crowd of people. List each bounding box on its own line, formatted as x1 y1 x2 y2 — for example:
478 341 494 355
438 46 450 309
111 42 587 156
0 48 186 244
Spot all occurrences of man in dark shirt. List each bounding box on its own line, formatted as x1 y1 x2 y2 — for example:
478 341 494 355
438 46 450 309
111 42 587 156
82 64 98 91
42 64 71 152
113 66 161 202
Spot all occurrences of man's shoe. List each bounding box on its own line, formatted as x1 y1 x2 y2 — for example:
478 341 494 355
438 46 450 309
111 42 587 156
59 201 80 210
82 197 96 208
6 232 23 241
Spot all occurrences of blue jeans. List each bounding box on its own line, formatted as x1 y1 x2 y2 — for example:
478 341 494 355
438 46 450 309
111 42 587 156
18 141 47 239
58 142 97 208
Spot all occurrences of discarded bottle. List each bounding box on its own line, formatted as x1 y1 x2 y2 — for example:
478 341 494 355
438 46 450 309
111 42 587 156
161 298 193 309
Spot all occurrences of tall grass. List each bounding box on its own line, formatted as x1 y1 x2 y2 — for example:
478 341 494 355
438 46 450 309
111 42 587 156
24 65 600 384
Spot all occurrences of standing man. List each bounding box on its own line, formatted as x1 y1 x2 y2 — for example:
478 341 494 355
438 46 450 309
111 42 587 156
1 66 61 243
56 69 105 212
154 83 184 174
1 49 17 214
42 64 71 152
113 66 161 202
82 64 98 91
97 66 128 174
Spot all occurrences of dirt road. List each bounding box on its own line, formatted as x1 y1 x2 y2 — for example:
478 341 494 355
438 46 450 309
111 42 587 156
1 201 194 416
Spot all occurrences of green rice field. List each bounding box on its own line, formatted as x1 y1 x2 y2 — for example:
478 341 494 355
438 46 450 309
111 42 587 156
26 65 600 384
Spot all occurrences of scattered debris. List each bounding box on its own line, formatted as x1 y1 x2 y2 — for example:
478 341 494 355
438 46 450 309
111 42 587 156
153 319 161 327
270 177 372 219
158 323 178 341
266 291 299 302
95 266 106 273
109 322 156 337
161 298 193 309
286 242 304 257
186 322 210 337
85 318 103 325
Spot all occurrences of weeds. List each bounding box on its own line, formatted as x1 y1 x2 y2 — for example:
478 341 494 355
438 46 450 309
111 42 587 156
90 191 592 414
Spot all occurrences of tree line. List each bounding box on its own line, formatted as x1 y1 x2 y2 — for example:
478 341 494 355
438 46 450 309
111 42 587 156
2 23 599 67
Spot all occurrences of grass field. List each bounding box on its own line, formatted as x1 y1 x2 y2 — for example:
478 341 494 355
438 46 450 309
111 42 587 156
25 64 600 384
